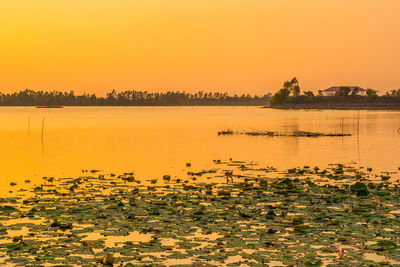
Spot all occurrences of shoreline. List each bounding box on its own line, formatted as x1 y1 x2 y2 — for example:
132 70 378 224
263 104 400 110
0 104 265 107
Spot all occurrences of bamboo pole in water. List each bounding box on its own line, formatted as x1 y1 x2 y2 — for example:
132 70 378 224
341 117 344 144
357 110 360 137
41 117 45 141
357 102 361 168
341 117 344 135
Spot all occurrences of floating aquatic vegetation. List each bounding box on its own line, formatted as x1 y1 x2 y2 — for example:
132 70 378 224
50 219 73 231
369 240 397 251
293 225 313 234
0 161 399 265
350 182 369 196
304 260 323 267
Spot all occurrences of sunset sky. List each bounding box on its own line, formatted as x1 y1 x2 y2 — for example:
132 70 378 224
0 0 399 95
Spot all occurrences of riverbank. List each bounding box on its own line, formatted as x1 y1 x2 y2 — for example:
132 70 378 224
1 160 399 266
264 103 400 110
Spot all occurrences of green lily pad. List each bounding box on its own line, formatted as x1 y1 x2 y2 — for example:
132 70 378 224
369 240 397 251
304 260 323 267
293 225 313 234
350 182 369 196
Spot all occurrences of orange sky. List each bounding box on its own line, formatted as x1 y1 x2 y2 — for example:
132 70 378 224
0 0 399 95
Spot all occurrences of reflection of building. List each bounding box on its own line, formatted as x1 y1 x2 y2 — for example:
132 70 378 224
321 86 366 96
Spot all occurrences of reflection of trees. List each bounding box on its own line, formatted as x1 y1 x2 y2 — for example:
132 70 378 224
0 90 270 106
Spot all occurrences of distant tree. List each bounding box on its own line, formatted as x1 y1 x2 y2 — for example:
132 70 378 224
283 77 300 97
389 89 400 97
270 88 290 105
106 90 117 104
340 86 351 96
303 91 314 97
351 87 359 96
366 88 377 98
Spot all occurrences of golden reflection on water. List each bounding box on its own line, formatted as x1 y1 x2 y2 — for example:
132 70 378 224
0 106 399 191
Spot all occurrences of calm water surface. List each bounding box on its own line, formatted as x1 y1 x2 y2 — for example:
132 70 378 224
1 106 399 191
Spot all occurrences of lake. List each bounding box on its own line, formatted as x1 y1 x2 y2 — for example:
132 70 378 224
1 106 399 192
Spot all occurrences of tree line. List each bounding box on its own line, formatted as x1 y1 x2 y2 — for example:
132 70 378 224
0 89 271 106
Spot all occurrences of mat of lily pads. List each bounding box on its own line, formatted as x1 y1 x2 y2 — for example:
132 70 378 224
1 160 400 266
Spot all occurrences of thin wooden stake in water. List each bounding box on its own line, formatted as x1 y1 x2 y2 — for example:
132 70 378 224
41 117 45 160
341 117 344 135
341 117 344 144
357 110 360 137
41 117 45 141
357 108 361 168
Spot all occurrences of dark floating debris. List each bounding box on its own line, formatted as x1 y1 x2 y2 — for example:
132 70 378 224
217 129 234 135
218 129 352 137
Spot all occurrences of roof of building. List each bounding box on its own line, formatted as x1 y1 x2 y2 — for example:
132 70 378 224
323 86 366 92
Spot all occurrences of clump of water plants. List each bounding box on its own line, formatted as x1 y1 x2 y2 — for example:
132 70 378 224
50 219 73 230
350 182 369 196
